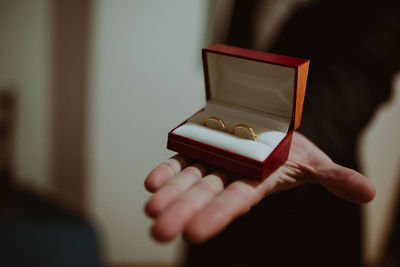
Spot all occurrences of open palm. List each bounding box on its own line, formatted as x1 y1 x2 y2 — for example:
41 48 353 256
144 132 375 243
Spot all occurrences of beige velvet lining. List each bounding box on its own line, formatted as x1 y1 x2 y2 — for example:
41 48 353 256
207 52 295 119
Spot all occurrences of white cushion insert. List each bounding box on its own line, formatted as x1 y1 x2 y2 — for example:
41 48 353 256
173 122 274 161
172 101 287 161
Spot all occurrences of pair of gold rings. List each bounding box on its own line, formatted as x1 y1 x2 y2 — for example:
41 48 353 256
203 116 258 141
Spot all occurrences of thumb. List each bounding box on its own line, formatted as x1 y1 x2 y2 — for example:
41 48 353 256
318 163 375 204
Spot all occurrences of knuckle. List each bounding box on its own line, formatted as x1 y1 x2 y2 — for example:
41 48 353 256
227 182 254 200
183 166 203 178
196 179 218 195
226 182 263 209
161 160 176 176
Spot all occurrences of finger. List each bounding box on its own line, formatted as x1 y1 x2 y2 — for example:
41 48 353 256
319 163 375 204
145 155 191 193
184 178 272 243
145 164 207 218
151 172 229 242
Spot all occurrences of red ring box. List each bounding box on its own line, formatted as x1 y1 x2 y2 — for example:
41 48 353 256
167 44 309 179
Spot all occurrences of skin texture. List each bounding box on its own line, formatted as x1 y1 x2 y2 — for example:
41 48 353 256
144 132 375 243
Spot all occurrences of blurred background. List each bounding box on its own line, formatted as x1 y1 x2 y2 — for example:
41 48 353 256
0 0 399 266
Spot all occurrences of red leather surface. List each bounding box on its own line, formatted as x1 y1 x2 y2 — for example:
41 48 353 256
167 44 307 179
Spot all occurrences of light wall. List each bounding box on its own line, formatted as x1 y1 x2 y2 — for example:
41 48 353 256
360 74 400 266
87 0 208 264
0 0 52 190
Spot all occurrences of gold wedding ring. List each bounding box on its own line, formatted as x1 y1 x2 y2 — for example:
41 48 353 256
204 117 258 141
204 116 227 132
232 124 258 141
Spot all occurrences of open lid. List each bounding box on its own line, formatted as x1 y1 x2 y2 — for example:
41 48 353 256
202 44 309 130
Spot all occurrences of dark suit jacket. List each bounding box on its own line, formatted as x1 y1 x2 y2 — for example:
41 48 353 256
185 1 400 266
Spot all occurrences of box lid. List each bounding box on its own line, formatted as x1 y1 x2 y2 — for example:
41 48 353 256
202 44 309 130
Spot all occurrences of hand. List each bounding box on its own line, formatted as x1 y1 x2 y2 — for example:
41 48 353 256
144 132 375 243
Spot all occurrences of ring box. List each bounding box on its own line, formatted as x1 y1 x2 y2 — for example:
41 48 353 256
167 44 309 179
